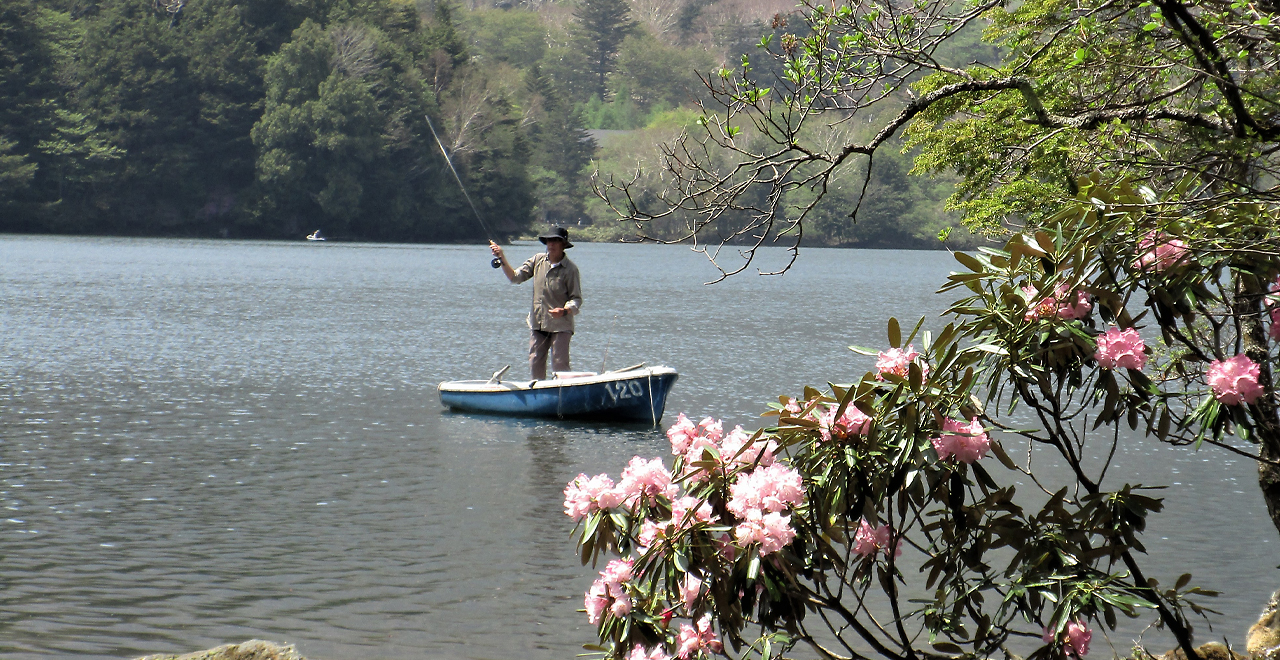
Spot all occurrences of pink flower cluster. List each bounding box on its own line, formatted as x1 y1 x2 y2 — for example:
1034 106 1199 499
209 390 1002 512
667 413 722 458
618 456 679 506
1022 283 1093 321
853 518 901 557
667 414 778 481
564 457 681 521
564 473 624 521
876 345 927 380
733 509 797 555
727 463 805 556
1207 354 1265 406
819 404 872 442
677 614 723 659
1043 619 1092 657
680 573 703 611
585 558 634 625
639 496 716 548
1132 231 1190 272
932 417 990 463
627 644 672 660
727 463 805 517
1093 327 1147 370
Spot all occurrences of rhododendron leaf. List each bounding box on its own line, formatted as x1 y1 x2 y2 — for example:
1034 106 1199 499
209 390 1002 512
848 344 878 356
933 642 964 654
748 555 761 579
989 441 1017 470
1156 408 1171 439
905 316 927 346
972 463 998 489
888 317 901 348
1034 231 1057 255
954 251 984 273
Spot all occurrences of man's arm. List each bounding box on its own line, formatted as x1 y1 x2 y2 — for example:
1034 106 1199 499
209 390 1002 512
489 241 517 282
557 265 583 316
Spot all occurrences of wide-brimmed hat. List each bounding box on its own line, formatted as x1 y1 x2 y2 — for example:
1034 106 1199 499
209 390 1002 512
538 226 574 248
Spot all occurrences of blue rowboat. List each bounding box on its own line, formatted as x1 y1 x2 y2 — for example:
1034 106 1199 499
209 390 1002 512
438 364 678 423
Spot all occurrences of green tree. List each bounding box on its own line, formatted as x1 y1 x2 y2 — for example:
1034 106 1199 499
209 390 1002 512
464 7 547 66
250 3 535 241
526 66 594 224
571 0 636 99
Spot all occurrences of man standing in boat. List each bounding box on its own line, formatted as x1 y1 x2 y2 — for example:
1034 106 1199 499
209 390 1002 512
489 226 583 380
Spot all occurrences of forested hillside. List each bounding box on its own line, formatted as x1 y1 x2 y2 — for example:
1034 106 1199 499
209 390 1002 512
0 0 980 247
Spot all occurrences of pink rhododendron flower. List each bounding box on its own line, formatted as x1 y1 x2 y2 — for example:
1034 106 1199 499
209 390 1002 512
734 509 797 555
714 533 736 561
618 456 678 505
818 404 872 442
564 473 624 521
876 345 924 379
585 558 635 624
719 425 778 468
628 644 672 660
698 417 724 443
727 463 805 518
853 518 901 557
1043 619 1092 657
1023 283 1092 321
677 614 723 659
1133 231 1190 272
932 417 990 463
1271 307 1280 342
680 573 703 611
638 518 663 548
667 413 698 455
1094 327 1147 370
783 397 803 415
671 495 715 530
1207 354 1265 405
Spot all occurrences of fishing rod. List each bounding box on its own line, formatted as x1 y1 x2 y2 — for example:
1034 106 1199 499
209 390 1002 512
424 113 503 269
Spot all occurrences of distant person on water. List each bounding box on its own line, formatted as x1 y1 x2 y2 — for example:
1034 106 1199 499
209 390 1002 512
490 227 583 380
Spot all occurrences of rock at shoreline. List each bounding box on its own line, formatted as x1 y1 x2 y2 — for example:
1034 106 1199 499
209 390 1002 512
1248 590 1280 660
1159 642 1247 660
135 640 305 660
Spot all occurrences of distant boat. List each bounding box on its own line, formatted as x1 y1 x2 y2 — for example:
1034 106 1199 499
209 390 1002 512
306 230 325 241
438 364 678 424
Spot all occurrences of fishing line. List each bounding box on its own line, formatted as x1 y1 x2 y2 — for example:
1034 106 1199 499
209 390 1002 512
425 113 503 268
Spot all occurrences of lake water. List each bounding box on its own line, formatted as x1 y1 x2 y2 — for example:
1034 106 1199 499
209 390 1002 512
0 235 1274 659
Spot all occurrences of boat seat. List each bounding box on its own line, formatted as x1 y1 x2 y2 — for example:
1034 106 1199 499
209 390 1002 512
552 371 598 379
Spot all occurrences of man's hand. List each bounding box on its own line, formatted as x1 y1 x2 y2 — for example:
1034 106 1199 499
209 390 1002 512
489 241 504 259
549 307 568 317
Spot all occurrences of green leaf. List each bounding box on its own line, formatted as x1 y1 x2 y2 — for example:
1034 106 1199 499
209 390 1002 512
888 317 901 348
849 345 879 356
989 440 1017 470
954 251 984 272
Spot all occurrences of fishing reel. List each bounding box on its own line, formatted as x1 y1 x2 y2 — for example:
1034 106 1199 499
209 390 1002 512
491 257 502 269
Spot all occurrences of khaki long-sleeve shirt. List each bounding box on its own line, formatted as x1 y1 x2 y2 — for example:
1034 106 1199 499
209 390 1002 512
512 253 582 333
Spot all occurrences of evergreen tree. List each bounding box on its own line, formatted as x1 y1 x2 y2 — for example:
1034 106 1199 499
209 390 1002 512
570 0 635 99
525 66 594 224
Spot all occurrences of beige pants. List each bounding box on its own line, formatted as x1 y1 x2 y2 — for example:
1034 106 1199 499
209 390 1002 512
529 330 571 380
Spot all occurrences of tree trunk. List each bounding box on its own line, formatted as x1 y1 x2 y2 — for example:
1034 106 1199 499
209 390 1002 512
1233 272 1280 536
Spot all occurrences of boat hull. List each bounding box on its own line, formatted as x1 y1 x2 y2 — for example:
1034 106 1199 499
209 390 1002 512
438 367 678 423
